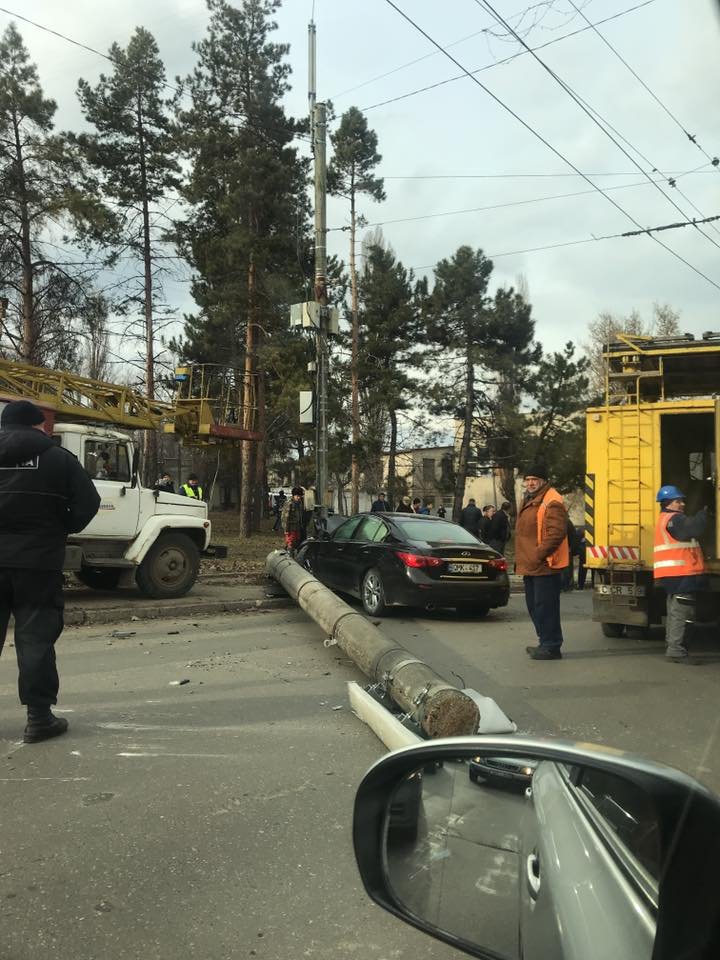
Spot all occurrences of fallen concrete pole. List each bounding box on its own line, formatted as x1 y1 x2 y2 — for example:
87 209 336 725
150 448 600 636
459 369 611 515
266 550 480 738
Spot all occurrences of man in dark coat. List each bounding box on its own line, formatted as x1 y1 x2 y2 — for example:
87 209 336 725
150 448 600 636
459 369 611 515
0 400 101 742
460 498 482 537
486 502 510 554
371 492 389 512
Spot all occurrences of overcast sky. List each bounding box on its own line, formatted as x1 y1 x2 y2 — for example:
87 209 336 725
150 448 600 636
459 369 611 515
9 0 720 356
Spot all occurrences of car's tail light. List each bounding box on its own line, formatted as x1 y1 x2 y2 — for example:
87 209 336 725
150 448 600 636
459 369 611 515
488 557 507 572
395 551 444 569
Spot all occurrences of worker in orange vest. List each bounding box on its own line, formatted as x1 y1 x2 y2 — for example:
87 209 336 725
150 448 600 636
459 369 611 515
653 484 708 663
515 464 569 660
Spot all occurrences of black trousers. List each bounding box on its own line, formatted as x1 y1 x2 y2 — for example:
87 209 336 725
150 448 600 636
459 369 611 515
524 573 564 649
0 568 64 707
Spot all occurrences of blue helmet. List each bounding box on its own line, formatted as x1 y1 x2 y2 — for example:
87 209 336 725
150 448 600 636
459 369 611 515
656 484 685 503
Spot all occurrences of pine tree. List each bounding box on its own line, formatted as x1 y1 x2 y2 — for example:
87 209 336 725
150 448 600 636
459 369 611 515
0 23 109 367
174 0 309 536
76 27 181 480
427 246 494 520
358 242 421 508
327 107 385 513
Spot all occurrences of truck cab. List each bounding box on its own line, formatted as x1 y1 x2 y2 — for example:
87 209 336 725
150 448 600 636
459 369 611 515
54 424 212 598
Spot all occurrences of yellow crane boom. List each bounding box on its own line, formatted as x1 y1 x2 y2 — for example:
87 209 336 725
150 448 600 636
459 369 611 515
0 358 261 444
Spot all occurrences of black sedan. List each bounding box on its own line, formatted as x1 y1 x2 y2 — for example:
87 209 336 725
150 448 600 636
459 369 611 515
296 512 510 617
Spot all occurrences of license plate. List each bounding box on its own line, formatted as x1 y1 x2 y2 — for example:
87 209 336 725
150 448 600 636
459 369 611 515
598 585 645 596
447 563 484 574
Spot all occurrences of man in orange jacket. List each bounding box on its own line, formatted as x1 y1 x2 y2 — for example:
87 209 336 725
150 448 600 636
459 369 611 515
653 484 708 663
515 464 569 661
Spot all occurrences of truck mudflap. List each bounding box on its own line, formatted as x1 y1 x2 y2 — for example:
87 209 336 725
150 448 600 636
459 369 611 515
201 544 228 559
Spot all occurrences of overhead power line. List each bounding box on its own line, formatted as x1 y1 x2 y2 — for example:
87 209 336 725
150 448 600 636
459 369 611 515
380 164 714 181
383 0 720 293
327 172 704 232
475 0 720 251
362 0 658 113
567 0 720 171
332 0 592 101
408 212 720 271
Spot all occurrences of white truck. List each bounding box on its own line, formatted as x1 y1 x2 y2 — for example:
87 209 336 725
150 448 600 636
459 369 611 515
0 358 259 599
56 423 217 599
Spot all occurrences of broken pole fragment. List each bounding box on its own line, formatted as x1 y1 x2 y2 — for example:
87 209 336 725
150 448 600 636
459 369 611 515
265 551 480 738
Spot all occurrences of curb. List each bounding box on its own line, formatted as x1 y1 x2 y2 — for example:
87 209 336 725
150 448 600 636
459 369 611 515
64 595 292 627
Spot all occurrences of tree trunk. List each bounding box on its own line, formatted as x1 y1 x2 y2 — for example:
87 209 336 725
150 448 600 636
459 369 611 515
252 369 267 531
239 257 257 538
12 113 34 362
350 181 360 514
499 466 517 519
453 343 474 523
137 89 157 484
387 407 398 508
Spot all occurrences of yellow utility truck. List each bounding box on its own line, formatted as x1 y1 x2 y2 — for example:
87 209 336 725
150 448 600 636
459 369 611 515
585 333 719 637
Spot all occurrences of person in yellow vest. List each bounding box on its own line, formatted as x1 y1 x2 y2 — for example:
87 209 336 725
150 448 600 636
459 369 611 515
179 474 204 501
653 484 708 663
515 464 570 660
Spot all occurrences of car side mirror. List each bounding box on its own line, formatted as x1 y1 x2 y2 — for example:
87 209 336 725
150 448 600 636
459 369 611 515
353 737 720 960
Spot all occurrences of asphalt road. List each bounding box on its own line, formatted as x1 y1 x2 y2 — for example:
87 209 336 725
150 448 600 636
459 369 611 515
0 610 464 960
381 590 720 792
1 591 718 960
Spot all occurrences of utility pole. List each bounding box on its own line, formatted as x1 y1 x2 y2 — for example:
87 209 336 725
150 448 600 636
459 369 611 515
313 101 328 520
309 18 329 520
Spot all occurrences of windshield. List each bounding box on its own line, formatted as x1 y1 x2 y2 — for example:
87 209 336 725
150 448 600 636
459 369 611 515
394 519 481 545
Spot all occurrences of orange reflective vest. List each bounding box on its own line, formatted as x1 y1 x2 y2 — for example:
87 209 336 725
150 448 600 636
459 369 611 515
653 511 705 579
537 487 570 570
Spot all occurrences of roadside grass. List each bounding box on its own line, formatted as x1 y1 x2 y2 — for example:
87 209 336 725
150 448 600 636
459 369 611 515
202 513 284 581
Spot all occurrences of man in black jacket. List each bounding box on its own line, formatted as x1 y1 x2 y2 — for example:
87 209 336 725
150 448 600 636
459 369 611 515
460 498 482 537
0 400 101 742
486 502 511 554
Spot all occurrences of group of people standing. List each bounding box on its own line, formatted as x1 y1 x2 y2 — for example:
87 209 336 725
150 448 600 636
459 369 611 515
370 492 443 515
459 499 512 555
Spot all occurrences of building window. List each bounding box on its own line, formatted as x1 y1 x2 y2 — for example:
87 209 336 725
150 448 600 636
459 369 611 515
422 458 436 484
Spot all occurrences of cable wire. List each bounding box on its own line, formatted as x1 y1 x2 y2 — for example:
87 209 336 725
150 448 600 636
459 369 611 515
362 0 658 113
407 212 720 270
567 0 720 171
327 172 701 232
383 0 720 293
475 0 720 251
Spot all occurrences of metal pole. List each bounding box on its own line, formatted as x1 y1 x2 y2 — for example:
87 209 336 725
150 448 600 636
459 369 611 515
313 101 328 519
308 21 316 137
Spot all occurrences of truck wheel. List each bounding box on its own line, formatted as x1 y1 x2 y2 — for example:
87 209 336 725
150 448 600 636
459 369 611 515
76 568 122 591
136 532 200 599
601 622 625 638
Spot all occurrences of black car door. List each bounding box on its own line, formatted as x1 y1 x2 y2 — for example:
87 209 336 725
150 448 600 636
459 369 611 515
320 516 363 588
343 515 390 596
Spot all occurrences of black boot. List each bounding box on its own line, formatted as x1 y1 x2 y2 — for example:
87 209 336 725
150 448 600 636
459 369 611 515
23 707 69 744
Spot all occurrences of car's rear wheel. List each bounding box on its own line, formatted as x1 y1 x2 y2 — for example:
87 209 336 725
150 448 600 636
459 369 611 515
362 568 388 617
601 622 625 638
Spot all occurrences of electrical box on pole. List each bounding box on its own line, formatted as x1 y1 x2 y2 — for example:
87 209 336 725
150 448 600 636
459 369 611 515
299 390 314 425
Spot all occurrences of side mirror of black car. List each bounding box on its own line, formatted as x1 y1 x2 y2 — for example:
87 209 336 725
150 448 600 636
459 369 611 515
353 737 720 960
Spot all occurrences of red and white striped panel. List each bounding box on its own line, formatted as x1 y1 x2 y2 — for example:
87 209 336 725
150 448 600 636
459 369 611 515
588 545 640 561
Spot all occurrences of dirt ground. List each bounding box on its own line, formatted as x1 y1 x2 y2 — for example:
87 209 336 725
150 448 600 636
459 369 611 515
201 512 283 582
